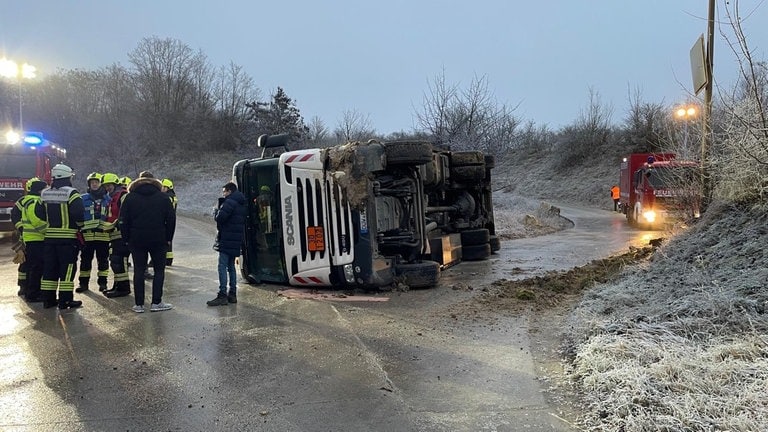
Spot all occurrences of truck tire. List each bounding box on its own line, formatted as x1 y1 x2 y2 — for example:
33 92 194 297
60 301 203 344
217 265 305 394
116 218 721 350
385 141 433 166
460 228 490 246
489 235 501 253
449 151 486 181
396 260 440 288
450 151 485 167
451 165 486 181
462 243 491 261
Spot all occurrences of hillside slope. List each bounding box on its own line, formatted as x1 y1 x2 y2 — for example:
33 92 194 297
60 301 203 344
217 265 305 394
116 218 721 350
493 144 768 429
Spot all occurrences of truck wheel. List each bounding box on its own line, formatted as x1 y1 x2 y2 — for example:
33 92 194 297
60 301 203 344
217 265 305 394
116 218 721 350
451 165 486 181
451 151 485 167
396 260 440 288
489 235 501 253
460 228 490 246
462 243 491 261
385 141 433 166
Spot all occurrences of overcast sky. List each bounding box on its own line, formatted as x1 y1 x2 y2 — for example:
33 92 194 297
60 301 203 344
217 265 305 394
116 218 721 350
1 1 766 134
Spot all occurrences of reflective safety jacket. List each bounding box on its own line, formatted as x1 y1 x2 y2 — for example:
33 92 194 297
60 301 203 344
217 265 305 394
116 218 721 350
81 189 111 241
39 186 85 240
15 193 48 243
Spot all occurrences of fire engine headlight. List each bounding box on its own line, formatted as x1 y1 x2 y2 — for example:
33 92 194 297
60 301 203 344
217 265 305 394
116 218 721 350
643 210 656 223
343 264 355 283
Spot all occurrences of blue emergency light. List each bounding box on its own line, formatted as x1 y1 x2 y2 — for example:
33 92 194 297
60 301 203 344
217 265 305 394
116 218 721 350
23 131 44 146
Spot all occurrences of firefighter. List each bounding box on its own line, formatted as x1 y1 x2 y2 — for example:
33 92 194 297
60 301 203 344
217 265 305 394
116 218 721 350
611 185 620 212
10 177 49 301
11 188 28 297
161 178 177 266
102 172 131 298
38 164 85 309
77 172 112 292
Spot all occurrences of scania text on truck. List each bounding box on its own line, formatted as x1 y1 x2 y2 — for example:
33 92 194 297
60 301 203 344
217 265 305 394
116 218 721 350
232 134 499 289
619 152 700 228
0 131 67 232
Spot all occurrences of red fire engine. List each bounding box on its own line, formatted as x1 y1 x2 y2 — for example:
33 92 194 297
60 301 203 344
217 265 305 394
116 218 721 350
619 153 701 228
0 131 67 232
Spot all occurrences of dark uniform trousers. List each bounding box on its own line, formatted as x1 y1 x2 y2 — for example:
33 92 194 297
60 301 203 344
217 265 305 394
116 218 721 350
41 239 79 304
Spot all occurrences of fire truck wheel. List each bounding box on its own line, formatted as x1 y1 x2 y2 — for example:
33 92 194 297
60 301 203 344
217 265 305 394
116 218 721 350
396 260 440 288
462 243 492 261
384 141 433 166
460 228 490 246
489 235 501 253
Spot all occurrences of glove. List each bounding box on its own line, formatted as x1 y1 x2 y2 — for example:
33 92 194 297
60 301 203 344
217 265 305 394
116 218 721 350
13 250 26 264
76 231 86 249
11 239 25 253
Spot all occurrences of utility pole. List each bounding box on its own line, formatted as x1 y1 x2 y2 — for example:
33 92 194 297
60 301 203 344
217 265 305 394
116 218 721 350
701 0 715 212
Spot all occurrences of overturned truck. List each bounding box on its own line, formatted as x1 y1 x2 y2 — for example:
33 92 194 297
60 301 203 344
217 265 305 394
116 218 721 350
232 135 498 289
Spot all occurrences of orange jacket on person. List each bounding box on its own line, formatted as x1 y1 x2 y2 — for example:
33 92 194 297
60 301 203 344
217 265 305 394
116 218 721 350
611 185 620 199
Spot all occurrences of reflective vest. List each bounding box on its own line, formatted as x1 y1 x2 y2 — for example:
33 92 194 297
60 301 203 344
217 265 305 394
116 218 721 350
82 189 111 241
41 186 85 240
17 194 48 242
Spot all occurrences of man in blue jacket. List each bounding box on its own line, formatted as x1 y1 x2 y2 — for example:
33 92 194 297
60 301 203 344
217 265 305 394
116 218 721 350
207 182 246 306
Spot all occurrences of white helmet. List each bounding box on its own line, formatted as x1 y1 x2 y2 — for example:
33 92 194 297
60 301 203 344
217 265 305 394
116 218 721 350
51 163 74 179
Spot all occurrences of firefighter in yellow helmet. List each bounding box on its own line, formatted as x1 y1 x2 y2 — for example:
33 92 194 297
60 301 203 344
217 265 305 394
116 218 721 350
101 173 132 298
10 177 49 302
161 178 177 266
77 172 111 292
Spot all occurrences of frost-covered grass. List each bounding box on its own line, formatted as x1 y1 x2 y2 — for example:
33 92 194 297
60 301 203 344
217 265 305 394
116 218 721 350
563 202 768 431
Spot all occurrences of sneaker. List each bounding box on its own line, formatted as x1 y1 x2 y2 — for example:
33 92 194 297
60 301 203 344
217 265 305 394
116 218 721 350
132 305 145 313
206 295 228 306
150 302 173 312
75 285 89 293
227 294 237 304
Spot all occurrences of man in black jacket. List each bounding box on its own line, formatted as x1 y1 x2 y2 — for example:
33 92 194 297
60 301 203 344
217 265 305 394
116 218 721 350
119 171 176 313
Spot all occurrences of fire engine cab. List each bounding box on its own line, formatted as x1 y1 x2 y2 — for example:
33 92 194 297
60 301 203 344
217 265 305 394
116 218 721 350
0 131 66 232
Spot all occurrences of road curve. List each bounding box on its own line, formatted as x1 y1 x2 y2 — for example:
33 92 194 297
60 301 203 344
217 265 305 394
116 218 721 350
0 205 649 431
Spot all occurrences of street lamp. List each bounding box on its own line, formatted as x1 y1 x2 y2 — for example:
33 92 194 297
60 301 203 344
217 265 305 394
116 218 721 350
674 104 699 155
0 58 37 130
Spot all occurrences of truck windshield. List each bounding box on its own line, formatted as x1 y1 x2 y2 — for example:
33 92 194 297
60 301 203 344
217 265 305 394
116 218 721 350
0 155 37 178
648 166 698 189
241 159 288 283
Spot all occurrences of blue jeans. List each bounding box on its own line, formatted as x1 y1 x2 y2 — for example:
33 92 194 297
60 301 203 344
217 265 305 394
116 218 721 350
217 252 237 296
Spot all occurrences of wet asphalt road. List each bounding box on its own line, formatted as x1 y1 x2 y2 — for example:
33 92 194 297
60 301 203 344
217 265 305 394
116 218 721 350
0 205 653 431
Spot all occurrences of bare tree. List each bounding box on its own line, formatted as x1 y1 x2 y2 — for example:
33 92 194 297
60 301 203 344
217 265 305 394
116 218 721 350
416 68 457 143
622 86 670 153
334 109 376 143
417 71 519 155
307 116 329 147
555 87 614 169
127 36 213 149
713 0 768 201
